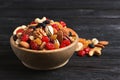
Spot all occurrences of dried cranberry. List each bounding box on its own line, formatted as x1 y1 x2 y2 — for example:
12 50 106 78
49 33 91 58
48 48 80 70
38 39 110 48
16 29 24 34
52 24 59 31
30 41 39 50
60 43 66 48
84 47 91 54
46 42 55 50
60 40 71 48
62 40 71 46
59 21 66 27
42 36 50 43
21 34 29 42
77 50 86 57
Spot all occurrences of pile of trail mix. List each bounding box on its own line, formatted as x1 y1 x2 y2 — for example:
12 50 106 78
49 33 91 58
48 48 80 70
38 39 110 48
12 17 109 57
13 17 77 50
75 38 109 57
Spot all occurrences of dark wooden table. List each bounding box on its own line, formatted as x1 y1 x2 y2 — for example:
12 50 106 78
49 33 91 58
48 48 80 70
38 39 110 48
0 0 120 80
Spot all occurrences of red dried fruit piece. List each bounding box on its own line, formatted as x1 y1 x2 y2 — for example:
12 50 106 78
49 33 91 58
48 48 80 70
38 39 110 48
21 34 29 41
30 41 39 50
16 29 24 34
59 21 66 27
46 42 55 50
84 47 91 54
62 39 71 46
41 36 50 43
52 24 59 31
60 43 66 48
77 50 86 57
60 40 71 48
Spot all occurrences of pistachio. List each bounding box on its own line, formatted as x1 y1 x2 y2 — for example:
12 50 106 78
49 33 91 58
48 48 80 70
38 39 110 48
45 25 54 36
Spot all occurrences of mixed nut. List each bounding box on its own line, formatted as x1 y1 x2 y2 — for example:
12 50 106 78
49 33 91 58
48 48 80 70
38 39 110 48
76 38 109 57
13 17 77 50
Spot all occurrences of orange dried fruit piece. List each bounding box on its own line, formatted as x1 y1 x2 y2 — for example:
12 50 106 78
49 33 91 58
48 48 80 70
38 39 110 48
79 38 92 48
50 34 57 40
79 38 86 45
51 22 63 29
34 38 42 45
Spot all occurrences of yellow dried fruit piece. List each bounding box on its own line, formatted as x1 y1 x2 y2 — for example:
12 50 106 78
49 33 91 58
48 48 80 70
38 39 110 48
34 38 42 45
79 38 92 48
50 34 57 40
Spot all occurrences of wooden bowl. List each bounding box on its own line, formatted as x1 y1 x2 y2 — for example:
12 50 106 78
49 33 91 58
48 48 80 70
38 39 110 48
10 28 79 70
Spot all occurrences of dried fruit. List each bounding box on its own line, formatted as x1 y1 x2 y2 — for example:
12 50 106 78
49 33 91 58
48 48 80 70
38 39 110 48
46 42 55 50
30 41 39 50
21 34 29 42
60 39 71 48
84 47 91 54
59 21 66 27
77 50 86 57
41 36 50 43
88 43 95 48
51 24 59 31
34 38 42 45
99 41 109 45
16 29 24 34
50 34 57 40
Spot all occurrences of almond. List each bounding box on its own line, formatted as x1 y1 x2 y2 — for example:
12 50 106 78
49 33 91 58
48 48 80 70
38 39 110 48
95 44 105 48
57 30 63 43
99 41 109 45
19 41 30 49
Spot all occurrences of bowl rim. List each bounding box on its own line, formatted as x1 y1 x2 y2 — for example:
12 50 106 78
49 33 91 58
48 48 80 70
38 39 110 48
10 28 79 54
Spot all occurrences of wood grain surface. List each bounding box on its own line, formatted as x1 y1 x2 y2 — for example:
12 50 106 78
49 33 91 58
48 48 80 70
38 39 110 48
0 0 120 80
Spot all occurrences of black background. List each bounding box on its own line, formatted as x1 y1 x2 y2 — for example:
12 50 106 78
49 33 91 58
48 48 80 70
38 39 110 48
0 0 120 80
